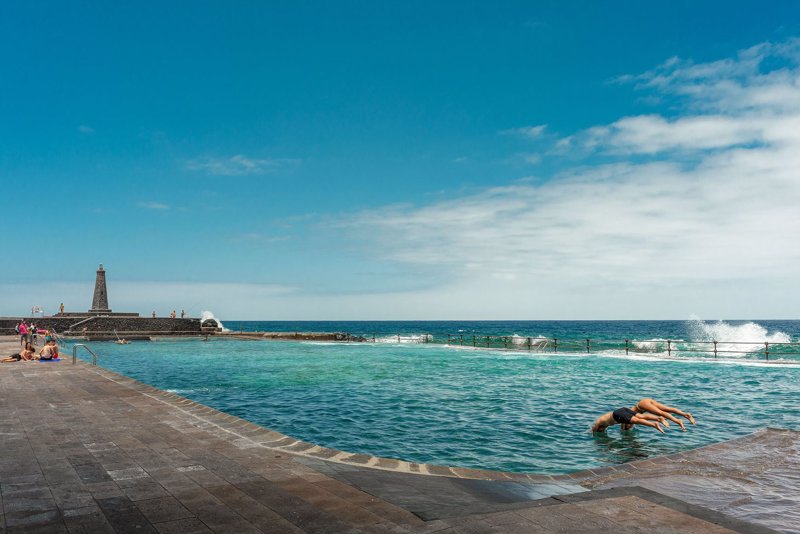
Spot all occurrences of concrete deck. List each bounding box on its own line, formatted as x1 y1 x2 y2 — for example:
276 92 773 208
0 336 785 533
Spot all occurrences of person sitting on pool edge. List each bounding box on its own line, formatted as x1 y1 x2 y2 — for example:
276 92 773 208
38 340 59 361
591 398 696 433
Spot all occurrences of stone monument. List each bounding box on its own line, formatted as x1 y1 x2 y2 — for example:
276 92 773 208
89 263 111 314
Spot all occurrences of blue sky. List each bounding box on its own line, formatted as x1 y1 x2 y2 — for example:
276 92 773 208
2 1 800 319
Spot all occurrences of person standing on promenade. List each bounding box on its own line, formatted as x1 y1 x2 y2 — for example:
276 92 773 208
181 309 185 318
152 310 156 318
59 302 64 314
18 321 28 347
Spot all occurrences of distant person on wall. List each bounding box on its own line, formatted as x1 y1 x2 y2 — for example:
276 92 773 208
152 310 156 318
59 302 65 314
170 310 176 318
181 309 185 318
591 398 696 433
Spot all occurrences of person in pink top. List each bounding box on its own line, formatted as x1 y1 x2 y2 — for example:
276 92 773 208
18 321 28 347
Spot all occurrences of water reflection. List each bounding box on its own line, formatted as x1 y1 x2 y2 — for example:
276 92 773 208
592 428 674 465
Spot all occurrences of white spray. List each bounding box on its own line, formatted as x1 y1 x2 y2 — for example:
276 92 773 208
686 315 790 356
200 311 228 332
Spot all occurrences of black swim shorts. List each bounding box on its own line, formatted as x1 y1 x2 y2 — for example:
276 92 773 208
612 407 636 425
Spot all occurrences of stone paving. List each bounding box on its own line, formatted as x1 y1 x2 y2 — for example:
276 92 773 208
0 336 781 533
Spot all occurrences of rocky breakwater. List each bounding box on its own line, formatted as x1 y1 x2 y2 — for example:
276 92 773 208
221 331 367 342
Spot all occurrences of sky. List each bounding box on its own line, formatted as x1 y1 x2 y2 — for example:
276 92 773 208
1 1 800 320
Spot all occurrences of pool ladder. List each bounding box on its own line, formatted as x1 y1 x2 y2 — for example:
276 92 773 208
72 344 100 365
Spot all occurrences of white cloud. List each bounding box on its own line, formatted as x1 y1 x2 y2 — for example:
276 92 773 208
78 125 95 135
571 38 800 156
579 114 765 154
185 154 300 176
501 125 547 138
137 201 169 210
520 153 541 165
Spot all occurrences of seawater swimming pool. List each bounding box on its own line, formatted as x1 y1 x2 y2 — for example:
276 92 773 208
74 336 800 474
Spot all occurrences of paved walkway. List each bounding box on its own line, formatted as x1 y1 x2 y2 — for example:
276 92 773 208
0 336 781 533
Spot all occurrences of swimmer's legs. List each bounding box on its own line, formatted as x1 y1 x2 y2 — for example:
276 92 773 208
630 415 665 433
637 398 695 428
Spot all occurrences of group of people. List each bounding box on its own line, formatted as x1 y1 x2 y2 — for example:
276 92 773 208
4 320 61 363
3 340 60 363
592 397 696 434
151 310 186 318
14 320 49 346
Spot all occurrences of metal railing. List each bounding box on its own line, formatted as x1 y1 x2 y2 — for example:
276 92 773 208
72 344 100 365
362 334 800 361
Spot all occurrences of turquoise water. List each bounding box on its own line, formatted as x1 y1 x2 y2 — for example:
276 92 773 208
76 337 800 474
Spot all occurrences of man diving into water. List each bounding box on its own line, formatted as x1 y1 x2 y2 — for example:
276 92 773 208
591 398 696 433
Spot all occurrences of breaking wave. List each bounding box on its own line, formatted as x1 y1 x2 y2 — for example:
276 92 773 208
625 317 793 359
201 311 229 332
374 334 433 344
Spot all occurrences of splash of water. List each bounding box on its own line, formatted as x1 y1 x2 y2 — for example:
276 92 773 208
511 334 550 348
200 311 228 332
687 315 791 343
632 338 669 352
374 334 432 344
686 315 791 356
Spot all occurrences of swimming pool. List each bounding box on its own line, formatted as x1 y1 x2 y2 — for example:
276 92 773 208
74 337 800 474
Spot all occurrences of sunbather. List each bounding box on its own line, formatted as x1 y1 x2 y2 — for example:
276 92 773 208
2 343 35 363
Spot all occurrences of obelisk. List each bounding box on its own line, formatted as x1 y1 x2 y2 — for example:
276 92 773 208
89 264 112 314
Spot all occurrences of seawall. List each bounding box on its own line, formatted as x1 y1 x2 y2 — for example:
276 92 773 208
0 316 203 338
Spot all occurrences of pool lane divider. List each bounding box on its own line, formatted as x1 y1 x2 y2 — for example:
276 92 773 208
73 359 797 487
